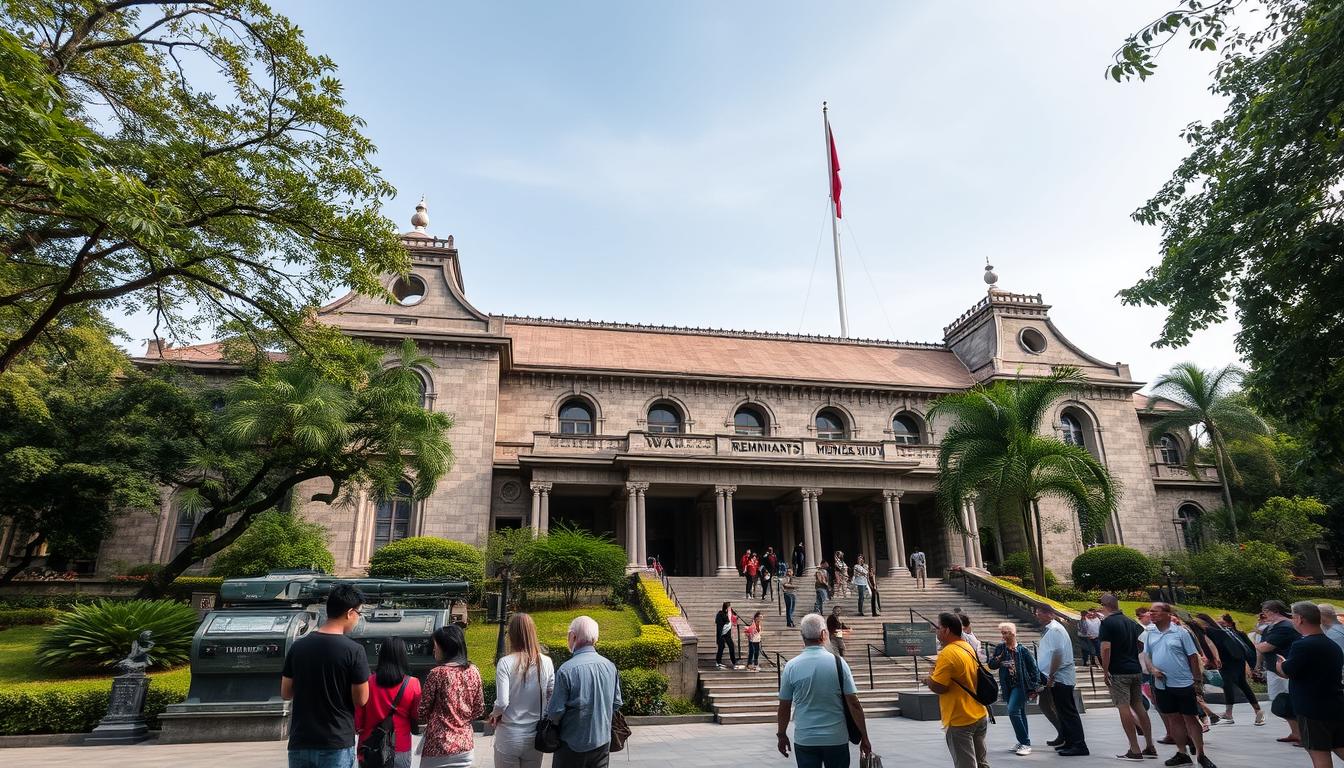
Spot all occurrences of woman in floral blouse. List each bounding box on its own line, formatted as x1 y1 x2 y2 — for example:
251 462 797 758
418 624 484 767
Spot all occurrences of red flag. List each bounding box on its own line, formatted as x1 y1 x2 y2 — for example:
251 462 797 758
827 119 842 218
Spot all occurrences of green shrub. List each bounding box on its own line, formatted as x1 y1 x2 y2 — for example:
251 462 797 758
1049 586 1097 603
618 668 669 715
483 527 538 575
0 607 63 629
1071 546 1156 592
0 671 189 735
1189 541 1294 611
209 510 335 579
367 537 485 590
36 600 199 672
0 595 104 611
666 696 705 715
164 576 224 602
126 563 164 578
1001 551 1058 589
513 525 627 607
1290 585 1344 601
633 573 681 629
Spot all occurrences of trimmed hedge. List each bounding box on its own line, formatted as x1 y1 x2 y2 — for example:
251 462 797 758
367 537 485 590
164 576 224 602
1071 546 1155 592
0 607 63 629
634 574 680 629
209 510 335 579
0 670 189 735
618 668 669 716
1000 551 1058 589
1290 586 1344 601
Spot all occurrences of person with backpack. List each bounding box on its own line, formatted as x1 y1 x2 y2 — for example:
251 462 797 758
1035 604 1088 756
489 613 555 768
355 637 421 768
419 624 484 768
1194 613 1261 725
923 611 992 768
281 583 370 768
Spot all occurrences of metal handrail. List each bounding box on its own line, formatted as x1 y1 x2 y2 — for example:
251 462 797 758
909 607 937 626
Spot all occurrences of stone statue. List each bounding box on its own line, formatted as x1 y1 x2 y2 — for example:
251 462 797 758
115 630 154 675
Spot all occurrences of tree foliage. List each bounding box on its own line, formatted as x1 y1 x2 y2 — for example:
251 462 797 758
929 367 1120 598
138 337 453 597
1113 0 1344 464
512 524 629 607
1249 495 1328 555
1071 545 1156 592
1189 540 1294 610
208 508 334 578
0 0 405 372
366 536 484 588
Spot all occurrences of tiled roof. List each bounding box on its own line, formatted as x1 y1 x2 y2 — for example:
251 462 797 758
505 319 975 389
1133 393 1184 412
138 341 284 363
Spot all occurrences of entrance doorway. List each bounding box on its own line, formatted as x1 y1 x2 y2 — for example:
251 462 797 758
549 494 618 541
645 496 700 576
731 500 785 569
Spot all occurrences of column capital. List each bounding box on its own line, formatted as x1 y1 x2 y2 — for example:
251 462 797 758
625 481 649 493
882 489 905 501
715 484 737 496
800 487 824 499
530 481 552 493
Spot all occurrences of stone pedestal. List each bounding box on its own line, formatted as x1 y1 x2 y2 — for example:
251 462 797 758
86 674 150 744
157 700 291 743
896 686 1085 721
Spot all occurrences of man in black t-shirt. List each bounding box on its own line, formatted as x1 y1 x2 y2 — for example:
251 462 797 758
1256 599 1302 744
1278 601 1344 765
281 584 370 768
1098 593 1156 760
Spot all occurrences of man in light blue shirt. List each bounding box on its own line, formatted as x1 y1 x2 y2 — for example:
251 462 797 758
547 615 622 768
1034 605 1087 755
1146 603 1214 768
777 613 871 768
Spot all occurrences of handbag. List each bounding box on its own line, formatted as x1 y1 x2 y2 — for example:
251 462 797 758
1202 669 1224 689
358 677 409 768
835 654 862 745
859 755 884 768
609 710 632 752
1270 691 1294 719
534 662 561 753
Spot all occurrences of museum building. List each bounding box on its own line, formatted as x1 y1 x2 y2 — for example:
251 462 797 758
91 202 1224 579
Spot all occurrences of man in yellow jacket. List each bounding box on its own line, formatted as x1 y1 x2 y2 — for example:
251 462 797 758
923 611 991 768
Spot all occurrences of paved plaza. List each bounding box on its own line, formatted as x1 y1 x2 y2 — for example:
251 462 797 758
4 711 1306 768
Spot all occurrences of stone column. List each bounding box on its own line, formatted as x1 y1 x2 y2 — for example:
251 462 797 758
715 486 734 576
959 498 975 567
529 482 548 538
804 488 824 569
540 485 552 535
625 482 641 570
883 490 906 576
635 485 648 567
966 495 982 569
723 486 738 571
800 490 817 573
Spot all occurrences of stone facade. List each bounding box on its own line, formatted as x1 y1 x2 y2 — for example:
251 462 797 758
72 205 1223 581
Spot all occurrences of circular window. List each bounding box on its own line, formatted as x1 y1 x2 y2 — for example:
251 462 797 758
1019 327 1047 354
391 275 426 306
499 480 522 503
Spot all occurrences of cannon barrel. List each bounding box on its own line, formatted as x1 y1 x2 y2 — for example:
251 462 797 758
219 570 469 606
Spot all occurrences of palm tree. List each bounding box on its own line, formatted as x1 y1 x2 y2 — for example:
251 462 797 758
928 367 1119 598
1143 363 1269 541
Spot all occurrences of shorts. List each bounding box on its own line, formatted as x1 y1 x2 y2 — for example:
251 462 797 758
1299 716 1344 751
1107 673 1144 708
1154 685 1199 717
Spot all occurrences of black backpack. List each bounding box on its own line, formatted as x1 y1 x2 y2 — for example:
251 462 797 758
359 678 409 768
952 643 999 719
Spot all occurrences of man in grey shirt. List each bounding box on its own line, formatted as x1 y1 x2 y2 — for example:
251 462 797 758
909 548 927 589
547 615 623 768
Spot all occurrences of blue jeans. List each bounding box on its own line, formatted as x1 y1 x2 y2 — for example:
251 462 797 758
288 747 355 768
1006 685 1030 746
795 743 850 768
748 641 761 666
784 591 797 625
855 584 870 614
814 588 828 614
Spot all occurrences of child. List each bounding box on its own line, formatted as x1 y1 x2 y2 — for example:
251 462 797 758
745 611 764 672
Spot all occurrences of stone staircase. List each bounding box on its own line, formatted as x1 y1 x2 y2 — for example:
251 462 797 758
667 574 1112 724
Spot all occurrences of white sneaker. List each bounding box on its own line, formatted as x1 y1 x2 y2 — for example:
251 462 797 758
1220 716 1234 725
715 663 725 670
1009 744 1022 753
1014 745 1032 756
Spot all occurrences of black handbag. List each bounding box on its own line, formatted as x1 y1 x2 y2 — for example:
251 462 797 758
835 655 862 745
533 663 562 753
1270 691 1294 719
358 678 408 768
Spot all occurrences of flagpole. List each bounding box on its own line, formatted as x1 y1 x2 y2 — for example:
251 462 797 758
824 102 849 338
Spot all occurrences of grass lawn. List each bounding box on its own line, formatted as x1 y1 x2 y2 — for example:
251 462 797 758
463 606 642 684
0 624 191 689
1064 600 1259 630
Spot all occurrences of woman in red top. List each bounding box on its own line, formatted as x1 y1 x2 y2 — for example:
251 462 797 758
355 636 422 768
418 624 484 768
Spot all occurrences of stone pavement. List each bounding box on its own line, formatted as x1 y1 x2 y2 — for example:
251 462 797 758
2 711 1303 768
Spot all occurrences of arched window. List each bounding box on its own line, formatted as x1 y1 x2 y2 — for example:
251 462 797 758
558 398 595 434
891 413 922 445
374 480 414 549
1158 434 1182 465
172 509 196 556
815 408 848 440
647 403 682 434
734 405 767 436
1060 413 1086 448
1177 504 1202 551
415 373 432 410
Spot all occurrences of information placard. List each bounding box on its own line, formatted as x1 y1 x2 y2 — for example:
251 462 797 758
883 622 938 657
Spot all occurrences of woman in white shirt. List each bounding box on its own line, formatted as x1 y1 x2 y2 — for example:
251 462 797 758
488 612 555 768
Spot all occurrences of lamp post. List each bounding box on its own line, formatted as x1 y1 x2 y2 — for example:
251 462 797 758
494 547 514 664
1162 562 1177 607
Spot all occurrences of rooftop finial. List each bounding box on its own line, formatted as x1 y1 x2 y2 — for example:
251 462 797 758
410 196 429 233
983 257 998 289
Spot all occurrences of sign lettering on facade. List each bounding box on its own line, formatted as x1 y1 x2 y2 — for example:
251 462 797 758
815 442 883 458
646 435 714 450
730 439 803 456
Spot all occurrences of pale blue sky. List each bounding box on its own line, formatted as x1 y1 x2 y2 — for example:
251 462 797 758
117 2 1242 386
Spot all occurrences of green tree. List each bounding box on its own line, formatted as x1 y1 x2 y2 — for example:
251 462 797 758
0 327 171 582
1112 0 1344 465
1143 363 1269 540
928 367 1120 598
0 0 404 372
1249 495 1328 556
209 508 336 579
138 338 453 597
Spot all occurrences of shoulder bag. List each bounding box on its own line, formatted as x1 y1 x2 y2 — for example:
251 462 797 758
835 654 862 745
534 660 561 753
359 677 409 768
609 709 632 752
